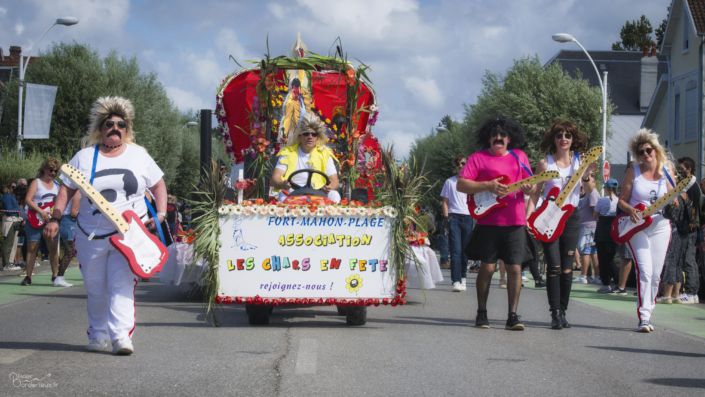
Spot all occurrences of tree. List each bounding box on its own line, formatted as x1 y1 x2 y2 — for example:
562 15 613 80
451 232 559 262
408 115 468 202
655 7 670 49
612 15 654 51
462 56 610 167
0 41 203 198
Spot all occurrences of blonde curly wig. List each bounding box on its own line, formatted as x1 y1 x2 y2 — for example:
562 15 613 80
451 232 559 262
629 128 674 174
288 113 329 147
81 96 137 148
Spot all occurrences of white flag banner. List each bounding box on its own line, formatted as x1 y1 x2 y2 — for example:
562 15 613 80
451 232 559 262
23 83 58 139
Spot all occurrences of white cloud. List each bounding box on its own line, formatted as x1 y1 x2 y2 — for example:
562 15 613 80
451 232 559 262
166 86 210 112
214 28 249 62
0 7 7 17
181 49 226 90
267 3 285 20
15 21 24 35
403 77 444 109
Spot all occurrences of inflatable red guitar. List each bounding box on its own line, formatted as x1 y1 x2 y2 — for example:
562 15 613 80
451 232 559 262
60 164 169 278
611 175 696 244
528 146 603 242
467 171 560 219
27 202 54 228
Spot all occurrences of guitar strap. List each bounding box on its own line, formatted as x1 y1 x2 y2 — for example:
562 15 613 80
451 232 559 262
662 166 675 188
510 150 533 177
144 192 166 246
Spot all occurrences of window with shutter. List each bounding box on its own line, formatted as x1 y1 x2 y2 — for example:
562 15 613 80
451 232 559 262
685 81 697 142
684 9 690 52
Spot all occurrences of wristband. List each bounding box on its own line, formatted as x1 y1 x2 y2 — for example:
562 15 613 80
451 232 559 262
157 212 166 218
48 217 61 225
582 178 590 182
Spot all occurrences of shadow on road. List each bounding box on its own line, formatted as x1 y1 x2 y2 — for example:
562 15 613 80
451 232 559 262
0 342 84 352
644 378 705 389
587 346 705 358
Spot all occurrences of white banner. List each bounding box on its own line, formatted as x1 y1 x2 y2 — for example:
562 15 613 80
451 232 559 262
23 83 58 139
218 213 394 299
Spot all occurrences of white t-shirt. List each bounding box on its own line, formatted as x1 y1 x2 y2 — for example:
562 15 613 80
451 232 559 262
595 196 618 217
61 145 164 236
440 176 470 216
275 147 337 188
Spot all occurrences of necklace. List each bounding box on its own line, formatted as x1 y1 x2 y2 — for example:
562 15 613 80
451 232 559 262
102 143 122 149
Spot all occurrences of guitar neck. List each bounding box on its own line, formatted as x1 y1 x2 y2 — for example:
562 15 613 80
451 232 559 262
60 165 130 234
555 147 603 207
506 171 559 194
642 177 695 217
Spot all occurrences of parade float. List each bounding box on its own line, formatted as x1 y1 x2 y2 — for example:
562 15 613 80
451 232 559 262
187 35 434 326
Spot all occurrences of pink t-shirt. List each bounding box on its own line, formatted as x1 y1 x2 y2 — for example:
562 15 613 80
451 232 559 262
459 149 531 226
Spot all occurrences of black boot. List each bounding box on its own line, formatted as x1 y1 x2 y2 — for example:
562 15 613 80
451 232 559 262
534 278 546 288
550 309 563 330
559 309 571 328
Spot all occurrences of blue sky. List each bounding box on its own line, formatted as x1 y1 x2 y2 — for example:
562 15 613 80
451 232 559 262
0 0 670 158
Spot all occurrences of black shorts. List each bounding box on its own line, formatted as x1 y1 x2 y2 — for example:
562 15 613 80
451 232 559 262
465 224 527 265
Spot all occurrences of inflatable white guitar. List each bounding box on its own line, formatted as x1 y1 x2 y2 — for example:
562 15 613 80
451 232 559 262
60 164 169 278
611 175 696 244
467 171 560 219
528 146 603 242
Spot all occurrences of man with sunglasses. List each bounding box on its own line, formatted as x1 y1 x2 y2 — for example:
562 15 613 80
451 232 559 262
441 154 473 292
271 114 340 203
457 115 533 331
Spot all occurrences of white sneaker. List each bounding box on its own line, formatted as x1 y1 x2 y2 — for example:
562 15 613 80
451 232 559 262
680 294 696 305
572 275 588 284
499 278 507 289
460 278 467 291
112 338 134 355
521 275 530 282
452 282 462 292
590 276 602 284
596 285 612 293
648 324 655 331
694 295 700 304
4 265 19 270
86 338 109 352
53 276 73 287
636 321 650 333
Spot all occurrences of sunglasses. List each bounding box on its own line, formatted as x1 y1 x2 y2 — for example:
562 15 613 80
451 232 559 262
10 185 16 189
638 147 654 157
556 133 572 140
105 120 126 129
491 131 508 138
48 169 58 174
456 161 466 167
301 132 318 138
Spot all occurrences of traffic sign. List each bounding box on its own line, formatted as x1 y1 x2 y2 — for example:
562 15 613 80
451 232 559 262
603 161 610 181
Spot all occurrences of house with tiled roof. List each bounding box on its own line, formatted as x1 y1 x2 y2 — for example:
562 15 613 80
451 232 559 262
0 46 40 124
546 49 668 183
642 0 705 179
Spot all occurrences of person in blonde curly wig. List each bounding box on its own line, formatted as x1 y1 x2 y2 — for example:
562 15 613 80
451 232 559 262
273 113 339 202
81 96 138 148
43 96 168 355
618 128 677 333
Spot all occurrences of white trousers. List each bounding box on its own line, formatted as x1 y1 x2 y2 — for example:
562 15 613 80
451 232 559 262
75 235 137 343
626 214 671 322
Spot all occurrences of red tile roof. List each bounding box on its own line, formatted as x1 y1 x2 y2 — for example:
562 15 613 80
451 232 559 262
0 55 39 68
689 0 705 34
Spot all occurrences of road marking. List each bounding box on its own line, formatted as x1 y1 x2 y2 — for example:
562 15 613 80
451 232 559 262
0 349 38 364
295 338 317 374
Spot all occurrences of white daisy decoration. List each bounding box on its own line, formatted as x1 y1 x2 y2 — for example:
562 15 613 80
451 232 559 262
258 206 269 216
316 208 326 217
299 207 311 217
218 206 228 215
232 205 243 215
388 208 398 218
284 207 293 217
268 205 278 215
382 207 390 216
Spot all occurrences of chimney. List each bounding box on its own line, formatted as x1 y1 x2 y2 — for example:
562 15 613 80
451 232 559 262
9 46 21 57
640 42 658 112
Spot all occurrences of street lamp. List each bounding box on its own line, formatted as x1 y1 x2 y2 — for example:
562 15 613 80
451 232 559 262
181 121 198 129
552 33 608 189
17 16 79 156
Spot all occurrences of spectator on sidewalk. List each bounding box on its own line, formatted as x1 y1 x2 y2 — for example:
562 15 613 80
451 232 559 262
573 176 600 284
2 180 22 270
441 154 473 292
593 179 622 293
675 157 701 304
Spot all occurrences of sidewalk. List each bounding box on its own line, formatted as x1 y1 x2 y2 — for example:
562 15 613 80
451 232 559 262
0 266 83 306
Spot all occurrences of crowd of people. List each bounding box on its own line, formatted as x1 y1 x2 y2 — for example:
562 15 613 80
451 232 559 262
429 116 703 332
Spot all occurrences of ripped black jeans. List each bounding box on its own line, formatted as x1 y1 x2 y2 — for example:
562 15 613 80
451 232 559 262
540 211 580 311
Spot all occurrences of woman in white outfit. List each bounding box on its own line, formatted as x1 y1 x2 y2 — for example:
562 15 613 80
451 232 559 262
618 129 675 332
44 97 168 355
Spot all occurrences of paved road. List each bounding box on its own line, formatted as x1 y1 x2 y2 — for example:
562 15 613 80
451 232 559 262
1 267 704 397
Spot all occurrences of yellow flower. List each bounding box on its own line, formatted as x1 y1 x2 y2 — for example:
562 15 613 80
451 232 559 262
272 119 278 125
325 118 331 124
345 274 363 294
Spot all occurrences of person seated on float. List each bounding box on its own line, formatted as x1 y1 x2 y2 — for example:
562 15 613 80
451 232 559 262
271 114 340 203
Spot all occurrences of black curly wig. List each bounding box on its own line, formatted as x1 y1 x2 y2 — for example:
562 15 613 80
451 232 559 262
475 114 526 150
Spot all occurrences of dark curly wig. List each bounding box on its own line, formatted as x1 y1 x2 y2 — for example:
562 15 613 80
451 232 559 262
539 120 588 154
475 114 526 150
